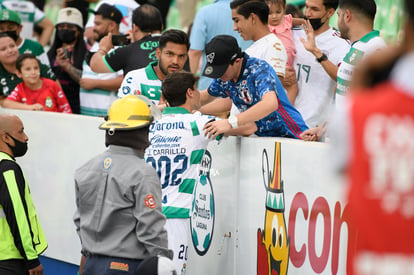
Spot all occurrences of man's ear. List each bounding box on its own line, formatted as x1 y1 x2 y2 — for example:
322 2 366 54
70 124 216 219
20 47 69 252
345 9 352 23
327 7 336 18
187 87 193 98
155 47 161 60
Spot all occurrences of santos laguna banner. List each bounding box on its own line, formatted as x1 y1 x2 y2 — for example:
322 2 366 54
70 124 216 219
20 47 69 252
0 108 349 274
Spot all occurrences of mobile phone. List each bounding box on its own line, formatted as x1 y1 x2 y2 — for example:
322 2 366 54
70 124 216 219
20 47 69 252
112 34 130 46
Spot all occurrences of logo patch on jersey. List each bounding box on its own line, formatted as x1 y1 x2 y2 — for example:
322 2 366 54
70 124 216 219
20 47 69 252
45 96 53 108
110 261 129 272
144 194 156 209
103 157 112 169
239 81 252 104
191 151 215 256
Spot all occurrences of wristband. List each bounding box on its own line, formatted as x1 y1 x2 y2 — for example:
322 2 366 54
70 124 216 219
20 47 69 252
228 115 238 129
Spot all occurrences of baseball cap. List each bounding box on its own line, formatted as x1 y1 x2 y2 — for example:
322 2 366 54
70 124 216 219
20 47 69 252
202 35 242 78
0 9 21 25
56 7 83 29
90 4 122 25
135 256 177 275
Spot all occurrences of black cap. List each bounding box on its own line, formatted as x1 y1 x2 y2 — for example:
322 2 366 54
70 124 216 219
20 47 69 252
202 35 242 78
90 3 122 24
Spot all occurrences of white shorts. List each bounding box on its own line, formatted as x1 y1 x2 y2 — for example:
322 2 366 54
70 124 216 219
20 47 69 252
165 218 190 275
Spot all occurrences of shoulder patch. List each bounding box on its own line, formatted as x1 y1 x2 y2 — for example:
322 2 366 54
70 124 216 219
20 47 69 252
144 194 156 209
103 157 112 169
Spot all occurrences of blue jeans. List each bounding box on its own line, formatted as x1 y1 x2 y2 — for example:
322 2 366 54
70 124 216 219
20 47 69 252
83 255 143 275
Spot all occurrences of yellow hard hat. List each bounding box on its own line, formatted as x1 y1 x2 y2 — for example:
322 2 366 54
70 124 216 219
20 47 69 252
99 95 153 130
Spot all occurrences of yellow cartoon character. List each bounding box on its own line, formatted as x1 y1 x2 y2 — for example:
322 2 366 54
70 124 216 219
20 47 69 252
257 143 290 275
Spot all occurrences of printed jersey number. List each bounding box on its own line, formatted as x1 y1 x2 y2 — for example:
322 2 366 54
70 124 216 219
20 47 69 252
178 244 188 260
296 63 311 83
146 154 188 188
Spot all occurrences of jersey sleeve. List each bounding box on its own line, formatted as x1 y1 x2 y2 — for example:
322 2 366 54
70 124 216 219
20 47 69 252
133 167 173 258
0 160 41 268
118 70 139 98
103 46 128 73
6 84 23 102
189 8 208 51
207 80 230 98
254 62 280 99
51 80 72 113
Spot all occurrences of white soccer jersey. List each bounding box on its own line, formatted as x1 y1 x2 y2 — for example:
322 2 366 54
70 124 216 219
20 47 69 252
245 33 287 77
118 61 162 104
80 43 122 116
144 107 219 219
1 0 45 40
293 27 350 127
336 30 386 106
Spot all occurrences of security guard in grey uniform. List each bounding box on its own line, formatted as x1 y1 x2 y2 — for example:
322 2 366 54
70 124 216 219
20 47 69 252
74 95 174 275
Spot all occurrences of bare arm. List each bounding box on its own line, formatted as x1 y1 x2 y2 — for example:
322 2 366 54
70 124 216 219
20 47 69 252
300 20 339 80
79 75 123 91
188 49 203 74
56 48 82 83
204 92 278 138
224 122 258 137
3 100 44 111
36 17 54 47
90 33 114 73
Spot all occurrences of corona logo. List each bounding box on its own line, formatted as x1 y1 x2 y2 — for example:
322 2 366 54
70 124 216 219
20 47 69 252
257 143 290 275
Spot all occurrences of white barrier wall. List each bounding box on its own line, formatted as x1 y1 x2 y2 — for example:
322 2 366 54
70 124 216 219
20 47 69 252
0 108 349 274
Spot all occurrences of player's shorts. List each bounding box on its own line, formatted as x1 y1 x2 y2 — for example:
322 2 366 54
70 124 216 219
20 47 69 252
165 218 190 275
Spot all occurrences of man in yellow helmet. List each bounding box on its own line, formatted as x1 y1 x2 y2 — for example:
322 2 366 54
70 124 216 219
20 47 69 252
73 95 174 275
0 113 47 275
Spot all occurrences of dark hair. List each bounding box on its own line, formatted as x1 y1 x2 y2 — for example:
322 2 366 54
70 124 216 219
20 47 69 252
16 53 39 71
162 71 199 107
158 29 190 51
265 0 286 7
286 4 304 18
132 4 163 32
406 0 414 27
47 25 86 70
232 1 269 25
323 0 339 11
339 0 376 21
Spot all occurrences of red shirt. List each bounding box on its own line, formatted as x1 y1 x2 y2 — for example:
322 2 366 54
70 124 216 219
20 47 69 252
7 77 72 113
347 82 414 274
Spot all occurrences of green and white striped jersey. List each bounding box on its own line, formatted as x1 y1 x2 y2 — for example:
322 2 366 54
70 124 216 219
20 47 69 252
144 107 220 219
118 61 162 105
336 30 386 98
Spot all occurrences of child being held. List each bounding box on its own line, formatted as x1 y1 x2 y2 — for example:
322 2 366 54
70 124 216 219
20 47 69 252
3 53 72 113
265 0 304 104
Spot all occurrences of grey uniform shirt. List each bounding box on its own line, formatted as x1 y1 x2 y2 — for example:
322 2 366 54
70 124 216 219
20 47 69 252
74 145 172 259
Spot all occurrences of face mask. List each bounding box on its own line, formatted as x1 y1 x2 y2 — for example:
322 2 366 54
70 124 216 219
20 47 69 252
305 17 325 31
6 134 28 158
3 30 18 41
57 29 77 44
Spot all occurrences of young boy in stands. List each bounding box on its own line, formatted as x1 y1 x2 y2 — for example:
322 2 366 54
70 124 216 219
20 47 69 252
3 54 72 113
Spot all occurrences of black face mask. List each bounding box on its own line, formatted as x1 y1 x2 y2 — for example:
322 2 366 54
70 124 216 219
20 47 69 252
6 134 28 158
57 29 77 44
3 30 18 41
305 17 325 31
